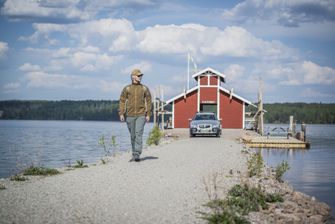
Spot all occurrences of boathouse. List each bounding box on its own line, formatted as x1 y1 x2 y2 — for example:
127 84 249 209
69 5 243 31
165 67 254 129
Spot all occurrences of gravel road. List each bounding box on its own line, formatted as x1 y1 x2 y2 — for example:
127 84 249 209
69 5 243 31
0 132 247 224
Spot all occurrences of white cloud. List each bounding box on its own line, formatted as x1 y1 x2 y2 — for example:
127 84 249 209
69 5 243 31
23 46 122 72
0 41 9 59
19 63 42 72
224 64 245 82
1 0 156 23
222 0 335 27
18 60 124 93
24 70 124 93
137 24 204 55
3 82 20 93
121 61 152 75
19 23 66 43
137 24 294 60
302 61 335 85
22 19 295 61
300 88 334 98
267 61 335 85
99 80 124 93
1 0 90 21
70 51 122 72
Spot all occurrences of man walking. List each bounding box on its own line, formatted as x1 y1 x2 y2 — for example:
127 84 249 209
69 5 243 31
119 69 152 162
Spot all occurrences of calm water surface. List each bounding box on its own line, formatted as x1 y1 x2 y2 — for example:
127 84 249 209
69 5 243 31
0 120 153 178
0 121 334 215
255 124 335 216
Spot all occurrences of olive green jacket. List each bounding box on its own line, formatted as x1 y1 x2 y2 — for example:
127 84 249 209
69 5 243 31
119 83 152 117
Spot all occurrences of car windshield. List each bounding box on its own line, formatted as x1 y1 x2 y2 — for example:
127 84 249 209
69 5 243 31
194 114 216 120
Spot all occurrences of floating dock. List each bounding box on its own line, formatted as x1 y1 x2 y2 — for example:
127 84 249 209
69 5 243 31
242 136 310 149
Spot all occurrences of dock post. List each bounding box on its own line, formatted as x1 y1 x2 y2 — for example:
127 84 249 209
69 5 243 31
301 122 306 141
153 89 157 126
161 88 165 130
288 116 293 137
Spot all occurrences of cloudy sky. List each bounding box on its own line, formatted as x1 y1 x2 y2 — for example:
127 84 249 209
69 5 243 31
0 0 334 103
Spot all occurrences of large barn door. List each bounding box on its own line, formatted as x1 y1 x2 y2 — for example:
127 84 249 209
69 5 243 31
200 104 217 117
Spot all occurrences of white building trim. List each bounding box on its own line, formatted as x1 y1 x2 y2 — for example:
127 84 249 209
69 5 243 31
192 67 226 82
217 75 220 120
243 102 245 129
197 76 200 112
172 101 175 128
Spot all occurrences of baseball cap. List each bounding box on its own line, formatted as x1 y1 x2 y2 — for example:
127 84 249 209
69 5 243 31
131 69 143 76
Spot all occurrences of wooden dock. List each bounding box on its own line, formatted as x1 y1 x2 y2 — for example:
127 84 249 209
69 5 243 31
242 136 310 149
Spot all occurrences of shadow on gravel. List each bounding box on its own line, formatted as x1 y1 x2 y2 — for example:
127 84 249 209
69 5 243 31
141 156 159 161
128 156 159 162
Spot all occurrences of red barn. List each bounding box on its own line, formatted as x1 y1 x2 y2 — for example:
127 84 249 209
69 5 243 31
165 67 254 129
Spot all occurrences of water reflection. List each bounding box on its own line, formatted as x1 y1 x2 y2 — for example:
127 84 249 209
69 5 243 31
256 124 335 216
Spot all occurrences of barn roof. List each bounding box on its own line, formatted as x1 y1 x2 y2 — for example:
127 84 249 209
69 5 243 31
165 85 256 107
192 67 226 82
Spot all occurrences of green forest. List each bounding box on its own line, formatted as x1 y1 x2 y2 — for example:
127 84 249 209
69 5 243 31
0 100 334 124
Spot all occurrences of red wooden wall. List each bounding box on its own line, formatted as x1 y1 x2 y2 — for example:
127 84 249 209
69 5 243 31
219 90 243 129
174 90 198 128
200 87 217 103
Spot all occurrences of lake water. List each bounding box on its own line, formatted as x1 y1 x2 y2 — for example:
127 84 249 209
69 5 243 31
255 124 335 216
0 120 153 178
0 121 334 215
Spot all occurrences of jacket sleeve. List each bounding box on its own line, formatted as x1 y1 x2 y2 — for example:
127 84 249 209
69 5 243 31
118 87 128 116
145 87 152 117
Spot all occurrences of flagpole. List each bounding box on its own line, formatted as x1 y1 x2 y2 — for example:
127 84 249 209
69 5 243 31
187 53 190 90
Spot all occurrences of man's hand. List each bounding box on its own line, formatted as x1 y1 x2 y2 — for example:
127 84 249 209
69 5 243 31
146 115 150 122
120 115 125 122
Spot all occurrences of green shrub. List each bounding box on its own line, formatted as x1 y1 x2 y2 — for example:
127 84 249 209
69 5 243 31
247 152 264 177
0 183 6 190
200 199 249 224
265 193 284 203
275 161 290 182
10 175 27 181
228 184 268 214
73 160 88 168
200 184 284 223
99 135 117 157
146 125 163 146
23 166 60 176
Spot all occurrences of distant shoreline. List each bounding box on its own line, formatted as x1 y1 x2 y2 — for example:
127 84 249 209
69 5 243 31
1 100 335 124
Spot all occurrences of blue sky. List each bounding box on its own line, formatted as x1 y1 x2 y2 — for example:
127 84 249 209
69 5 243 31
0 0 334 103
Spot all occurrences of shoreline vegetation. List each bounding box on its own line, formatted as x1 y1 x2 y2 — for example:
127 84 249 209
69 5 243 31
0 129 332 223
1 100 335 124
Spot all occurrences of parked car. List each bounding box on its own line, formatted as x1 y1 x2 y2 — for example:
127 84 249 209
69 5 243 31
189 112 221 137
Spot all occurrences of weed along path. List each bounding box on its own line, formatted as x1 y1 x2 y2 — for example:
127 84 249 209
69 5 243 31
0 134 247 224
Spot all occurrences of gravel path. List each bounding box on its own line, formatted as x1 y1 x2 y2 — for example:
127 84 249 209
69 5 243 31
0 133 247 224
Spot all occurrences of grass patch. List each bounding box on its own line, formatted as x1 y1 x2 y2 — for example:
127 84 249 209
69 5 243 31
99 135 117 157
23 166 60 176
0 183 5 190
275 161 290 182
146 125 163 146
10 175 27 181
247 152 264 177
73 160 88 168
200 184 283 224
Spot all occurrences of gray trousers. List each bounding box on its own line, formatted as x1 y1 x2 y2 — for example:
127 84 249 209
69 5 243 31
126 116 146 157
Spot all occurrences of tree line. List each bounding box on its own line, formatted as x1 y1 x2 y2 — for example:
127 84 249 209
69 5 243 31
0 100 334 124
263 103 335 124
0 100 120 121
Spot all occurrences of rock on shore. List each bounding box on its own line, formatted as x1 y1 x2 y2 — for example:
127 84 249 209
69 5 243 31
246 162 332 224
